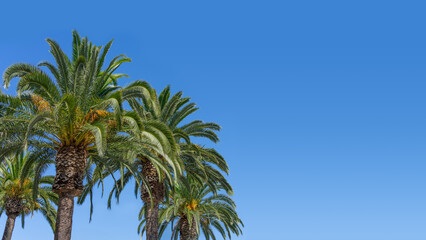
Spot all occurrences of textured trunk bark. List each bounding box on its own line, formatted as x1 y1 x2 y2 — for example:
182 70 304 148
52 145 87 196
140 161 164 240
54 192 74 240
53 145 87 240
140 161 164 203
2 198 22 240
145 203 159 240
1 215 17 240
179 216 198 240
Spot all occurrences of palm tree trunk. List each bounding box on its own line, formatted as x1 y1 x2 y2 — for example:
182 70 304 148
179 216 198 240
145 203 159 240
54 192 74 240
52 145 87 240
1 215 17 240
2 198 23 240
140 160 165 240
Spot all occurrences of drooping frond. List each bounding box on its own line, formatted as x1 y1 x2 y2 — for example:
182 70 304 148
149 176 243 240
0 151 57 232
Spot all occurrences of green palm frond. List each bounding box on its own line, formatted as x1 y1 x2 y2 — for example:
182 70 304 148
1 30 136 157
142 176 243 239
0 151 57 231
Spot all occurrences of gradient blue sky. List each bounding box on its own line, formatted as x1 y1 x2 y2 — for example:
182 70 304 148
0 1 425 240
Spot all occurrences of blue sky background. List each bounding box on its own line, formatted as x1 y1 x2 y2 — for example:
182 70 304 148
0 0 425 239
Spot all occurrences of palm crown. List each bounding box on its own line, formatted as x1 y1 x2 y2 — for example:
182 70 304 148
140 176 243 240
1 30 132 157
131 85 231 191
0 31 152 196
0 151 57 231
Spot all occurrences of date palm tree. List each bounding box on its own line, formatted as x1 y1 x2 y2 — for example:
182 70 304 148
139 176 243 240
0 31 145 240
0 150 57 240
107 85 229 240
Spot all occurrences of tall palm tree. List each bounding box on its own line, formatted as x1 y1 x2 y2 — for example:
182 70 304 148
98 85 182 240
136 86 230 189
140 176 243 240
107 85 228 240
179 143 232 195
0 151 57 240
0 31 144 240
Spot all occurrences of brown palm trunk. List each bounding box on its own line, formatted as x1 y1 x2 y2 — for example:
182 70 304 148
140 161 165 240
2 198 22 240
179 216 198 240
52 145 87 240
54 192 74 240
2 215 17 240
145 203 159 240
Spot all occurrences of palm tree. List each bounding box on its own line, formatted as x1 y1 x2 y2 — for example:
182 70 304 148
179 143 232 195
140 176 243 240
96 84 183 240
137 85 230 187
106 85 229 240
0 31 144 240
0 151 57 240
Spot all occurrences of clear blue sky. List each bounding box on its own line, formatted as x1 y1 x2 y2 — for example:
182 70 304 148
0 1 425 239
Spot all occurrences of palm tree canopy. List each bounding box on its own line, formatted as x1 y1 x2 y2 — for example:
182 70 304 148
131 85 231 190
103 85 231 209
139 176 243 240
0 30 148 156
0 151 57 231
